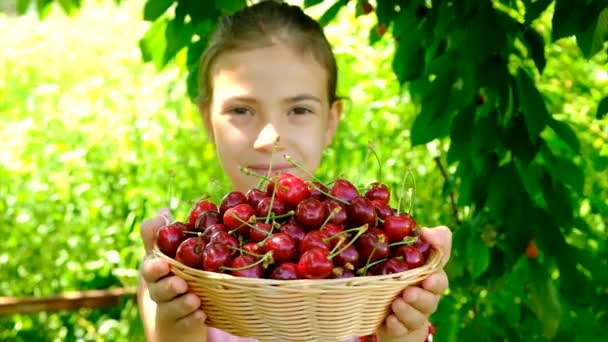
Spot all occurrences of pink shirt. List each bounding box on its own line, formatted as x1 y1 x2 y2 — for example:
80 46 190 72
207 327 363 342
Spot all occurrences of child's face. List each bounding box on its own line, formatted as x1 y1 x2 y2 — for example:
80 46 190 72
203 43 342 192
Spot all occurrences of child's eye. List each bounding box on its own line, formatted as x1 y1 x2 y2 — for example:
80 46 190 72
289 106 313 115
228 106 253 115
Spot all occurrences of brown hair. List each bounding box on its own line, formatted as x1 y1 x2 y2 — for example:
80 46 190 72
197 0 339 106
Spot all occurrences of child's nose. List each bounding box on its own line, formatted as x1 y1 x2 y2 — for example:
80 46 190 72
253 123 282 152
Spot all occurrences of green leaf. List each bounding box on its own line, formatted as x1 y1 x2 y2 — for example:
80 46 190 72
392 39 424 84
318 0 347 27
410 74 455 145
528 260 562 340
35 0 52 19
304 0 323 8
576 6 608 59
524 0 552 24
163 17 193 65
139 18 168 70
541 145 584 195
466 231 490 279
516 68 551 143
523 28 546 74
540 171 574 225
143 0 173 22
57 0 76 15
597 96 608 119
16 0 30 15
214 0 245 13
547 118 580 153
551 0 590 41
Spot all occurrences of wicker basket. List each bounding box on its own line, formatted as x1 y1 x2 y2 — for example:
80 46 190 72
153 247 443 342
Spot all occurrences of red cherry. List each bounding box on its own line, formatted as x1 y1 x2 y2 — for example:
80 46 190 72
201 223 226 243
394 245 425 268
156 223 187 258
323 199 348 227
249 222 273 243
187 199 218 227
256 196 289 219
300 230 330 254
347 196 377 228
525 240 538 259
377 24 387 37
295 198 328 230
383 214 415 243
223 203 255 231
209 231 239 257
372 199 394 220
275 173 311 207
356 228 389 262
263 232 297 263
219 191 248 216
365 182 390 204
230 255 264 278
269 262 300 280
242 241 263 255
329 179 359 203
414 236 431 256
279 219 307 247
297 247 334 279
362 2 373 15
246 188 267 209
175 237 206 269
381 257 409 275
308 181 328 201
193 210 220 232
319 223 345 248
333 245 360 270
202 243 232 272
331 266 356 279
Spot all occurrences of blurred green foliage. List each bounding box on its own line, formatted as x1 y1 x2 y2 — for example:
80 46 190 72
0 0 607 341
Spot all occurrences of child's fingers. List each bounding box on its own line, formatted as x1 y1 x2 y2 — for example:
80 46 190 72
384 314 409 337
141 258 171 284
157 293 201 322
174 309 207 331
148 275 188 303
391 297 428 332
140 208 172 255
420 269 449 295
420 226 452 267
402 286 440 316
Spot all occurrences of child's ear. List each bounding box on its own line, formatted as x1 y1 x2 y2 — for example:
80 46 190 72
324 99 343 147
197 97 215 144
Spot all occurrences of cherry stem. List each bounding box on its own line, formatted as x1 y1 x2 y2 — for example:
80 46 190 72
219 252 273 271
284 154 325 185
397 167 415 216
357 257 388 276
360 234 385 275
227 212 258 234
239 166 272 183
307 182 349 205
368 142 383 184
319 207 341 231
225 244 265 258
265 137 280 185
265 176 280 224
183 230 204 237
254 210 295 221
328 224 369 259
389 236 419 248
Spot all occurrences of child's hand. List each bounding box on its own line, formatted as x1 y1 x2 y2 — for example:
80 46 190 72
376 226 452 342
139 209 207 341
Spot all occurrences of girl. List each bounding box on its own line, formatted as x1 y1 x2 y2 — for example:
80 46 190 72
138 1 452 341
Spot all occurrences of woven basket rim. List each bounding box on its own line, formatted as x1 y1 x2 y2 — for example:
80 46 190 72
153 244 443 285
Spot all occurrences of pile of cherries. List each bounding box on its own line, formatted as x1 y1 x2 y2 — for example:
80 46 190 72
156 172 432 280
